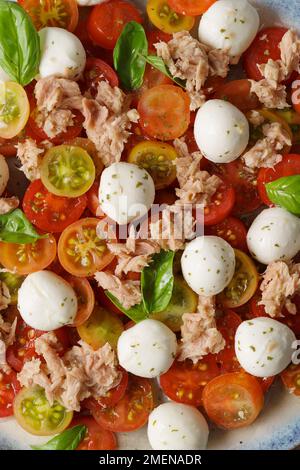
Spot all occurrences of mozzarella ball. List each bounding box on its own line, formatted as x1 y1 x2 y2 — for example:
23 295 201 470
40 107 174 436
117 319 177 378
247 207 300 265
181 236 235 296
38 27 86 79
0 155 9 196
235 317 296 377
148 402 209 450
194 100 249 163
77 0 108 5
198 0 260 58
0 66 11 82
18 271 78 331
99 162 155 225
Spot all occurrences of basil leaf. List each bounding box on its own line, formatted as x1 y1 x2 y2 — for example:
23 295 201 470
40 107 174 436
0 1 40 85
141 250 175 314
113 21 148 91
31 425 87 451
0 209 47 244
106 292 148 322
266 175 300 216
145 55 186 89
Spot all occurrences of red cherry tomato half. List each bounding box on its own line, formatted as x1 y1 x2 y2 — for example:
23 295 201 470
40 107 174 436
23 179 87 233
213 79 260 112
87 0 142 50
206 217 248 251
168 0 216 16
160 356 220 407
82 57 119 96
84 370 128 409
91 376 154 432
257 154 300 206
72 416 117 450
204 180 235 226
216 310 242 374
0 370 21 417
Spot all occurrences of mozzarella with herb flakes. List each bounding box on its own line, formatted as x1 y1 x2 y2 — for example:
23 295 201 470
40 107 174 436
99 162 155 225
247 207 300 265
198 0 260 57
38 27 86 79
18 271 78 331
194 100 249 163
235 317 296 377
181 236 236 296
148 402 209 450
0 155 9 196
117 319 177 378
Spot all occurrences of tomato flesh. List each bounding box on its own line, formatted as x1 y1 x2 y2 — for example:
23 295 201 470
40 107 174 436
204 180 235 226
168 0 216 16
0 371 20 417
214 79 260 112
85 370 128 409
0 82 30 139
206 217 248 252
147 0 195 34
19 0 79 32
72 416 117 450
281 364 300 396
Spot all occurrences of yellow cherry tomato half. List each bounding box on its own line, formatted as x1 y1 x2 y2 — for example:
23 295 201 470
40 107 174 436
19 0 79 32
58 218 115 277
0 82 30 139
128 140 177 189
0 235 57 275
151 276 198 331
274 108 300 143
77 305 124 350
14 386 73 436
248 108 293 153
218 249 259 309
146 0 195 34
41 145 96 198
0 268 24 304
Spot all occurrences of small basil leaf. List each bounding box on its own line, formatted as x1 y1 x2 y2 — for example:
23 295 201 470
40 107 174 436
31 425 87 451
145 55 186 89
113 21 148 91
266 175 300 216
0 1 40 85
141 250 175 314
105 291 148 322
0 209 48 244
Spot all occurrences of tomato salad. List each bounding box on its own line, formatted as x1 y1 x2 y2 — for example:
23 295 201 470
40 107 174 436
0 0 300 451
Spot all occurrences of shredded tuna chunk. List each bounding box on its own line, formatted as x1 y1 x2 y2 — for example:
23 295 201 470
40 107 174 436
82 82 139 167
247 110 265 127
0 196 19 215
173 138 221 206
107 226 160 277
258 30 300 84
243 122 291 169
0 309 17 374
149 205 191 251
250 79 289 109
17 333 121 411
16 138 44 181
94 271 142 309
155 31 231 110
178 296 225 363
34 76 82 138
259 261 300 318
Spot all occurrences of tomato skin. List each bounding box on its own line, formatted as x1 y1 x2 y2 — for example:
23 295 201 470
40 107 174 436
213 79 260 112
0 371 21 417
91 376 154 432
257 154 300 206
206 217 248 252
243 27 296 84
85 370 128 409
204 180 235 226
138 84 190 141
160 356 220 407
23 180 87 233
147 0 195 34
216 310 242 374
65 275 95 327
202 372 264 429
168 0 216 16
0 82 30 139
71 416 117 450
87 0 142 50
147 29 171 54
82 57 119 95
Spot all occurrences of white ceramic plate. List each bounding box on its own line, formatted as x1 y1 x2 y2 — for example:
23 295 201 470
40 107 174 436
1 0 300 450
